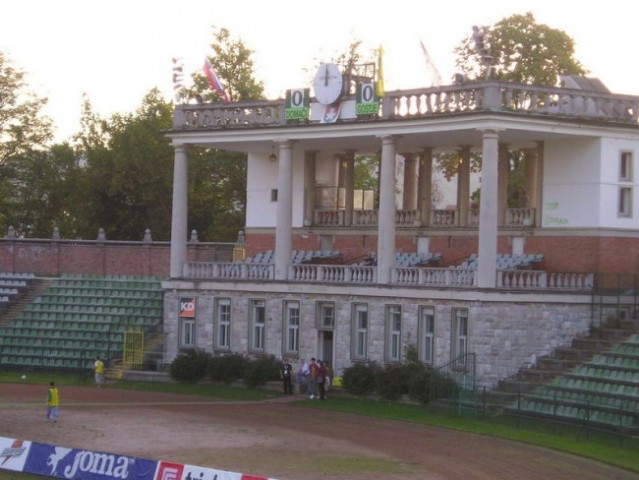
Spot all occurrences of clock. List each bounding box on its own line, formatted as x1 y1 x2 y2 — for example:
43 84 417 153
313 63 343 105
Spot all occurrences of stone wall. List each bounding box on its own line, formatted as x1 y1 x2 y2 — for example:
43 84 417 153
162 283 592 388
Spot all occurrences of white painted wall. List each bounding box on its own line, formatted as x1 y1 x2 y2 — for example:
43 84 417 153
543 137 639 229
246 153 278 228
542 139 602 227
246 152 307 228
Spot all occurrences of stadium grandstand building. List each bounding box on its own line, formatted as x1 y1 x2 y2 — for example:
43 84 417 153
163 72 639 387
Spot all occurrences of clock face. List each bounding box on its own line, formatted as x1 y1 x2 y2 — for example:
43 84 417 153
313 63 343 105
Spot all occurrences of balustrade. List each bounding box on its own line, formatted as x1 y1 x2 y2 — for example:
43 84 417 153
506 208 535 227
184 260 592 291
431 209 457 227
174 82 639 130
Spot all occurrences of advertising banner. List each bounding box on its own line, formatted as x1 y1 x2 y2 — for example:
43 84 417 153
24 442 158 480
179 297 196 318
0 437 32 472
1 436 274 480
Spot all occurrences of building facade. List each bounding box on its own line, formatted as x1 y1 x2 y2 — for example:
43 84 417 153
164 78 639 387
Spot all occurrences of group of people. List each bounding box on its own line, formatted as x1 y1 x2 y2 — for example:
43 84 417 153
280 357 332 400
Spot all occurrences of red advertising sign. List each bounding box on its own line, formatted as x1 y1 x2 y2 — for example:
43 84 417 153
179 298 196 318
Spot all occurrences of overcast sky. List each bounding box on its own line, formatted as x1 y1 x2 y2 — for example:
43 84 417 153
3 0 638 142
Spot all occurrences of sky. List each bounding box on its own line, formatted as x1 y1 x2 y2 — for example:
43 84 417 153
3 0 639 142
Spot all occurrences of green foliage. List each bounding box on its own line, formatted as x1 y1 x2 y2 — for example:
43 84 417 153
454 12 586 86
188 147 246 241
184 27 264 103
353 155 378 191
2 143 84 237
0 52 53 165
169 349 211 384
243 355 281 388
74 90 175 240
208 353 248 384
377 363 432 402
342 362 380 396
407 367 433 404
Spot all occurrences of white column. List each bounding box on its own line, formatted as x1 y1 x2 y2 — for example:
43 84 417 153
457 146 471 227
498 143 509 226
477 131 499 288
377 136 398 284
304 151 317 226
418 148 433 226
170 144 188 278
274 140 294 280
344 151 355 225
402 153 418 210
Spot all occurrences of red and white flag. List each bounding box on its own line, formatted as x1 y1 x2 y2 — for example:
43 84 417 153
202 58 230 103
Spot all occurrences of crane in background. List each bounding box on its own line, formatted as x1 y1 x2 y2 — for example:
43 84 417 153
419 39 443 87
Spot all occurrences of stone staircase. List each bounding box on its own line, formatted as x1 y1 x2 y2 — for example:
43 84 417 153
486 318 639 433
493 318 639 400
0 278 52 326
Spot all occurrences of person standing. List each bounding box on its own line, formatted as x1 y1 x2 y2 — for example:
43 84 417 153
94 356 104 387
317 360 327 400
296 358 309 395
46 382 59 423
280 357 293 395
308 358 318 399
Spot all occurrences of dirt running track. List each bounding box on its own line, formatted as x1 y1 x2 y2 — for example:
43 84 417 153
0 383 636 480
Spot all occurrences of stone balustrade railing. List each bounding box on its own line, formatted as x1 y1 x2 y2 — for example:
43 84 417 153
497 270 594 289
313 207 536 228
290 264 376 283
183 261 593 291
431 209 457 226
173 81 639 130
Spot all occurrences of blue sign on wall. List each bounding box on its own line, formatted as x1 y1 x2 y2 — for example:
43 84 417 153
24 443 158 480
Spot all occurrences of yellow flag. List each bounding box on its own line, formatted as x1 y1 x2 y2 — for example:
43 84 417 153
375 45 385 98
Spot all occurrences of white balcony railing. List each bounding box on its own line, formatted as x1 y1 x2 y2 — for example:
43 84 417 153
183 261 594 291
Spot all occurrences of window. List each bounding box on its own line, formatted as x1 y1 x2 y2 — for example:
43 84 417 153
385 305 402 362
418 306 435 364
179 318 195 348
619 186 633 217
317 302 335 329
271 189 278 202
620 151 633 181
351 304 368 360
250 299 266 352
214 298 231 350
283 301 300 355
451 308 469 365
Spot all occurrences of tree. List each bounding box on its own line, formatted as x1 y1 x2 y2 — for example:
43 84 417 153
0 52 53 165
447 13 587 208
0 52 54 233
184 28 264 103
75 90 175 240
3 143 84 238
179 28 266 241
454 12 586 86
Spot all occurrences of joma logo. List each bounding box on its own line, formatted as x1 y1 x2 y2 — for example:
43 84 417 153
63 451 132 479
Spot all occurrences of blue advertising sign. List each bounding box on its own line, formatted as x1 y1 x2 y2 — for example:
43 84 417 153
24 443 158 480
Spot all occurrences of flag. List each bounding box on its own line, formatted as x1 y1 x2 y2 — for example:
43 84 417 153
375 45 385 98
202 58 230 103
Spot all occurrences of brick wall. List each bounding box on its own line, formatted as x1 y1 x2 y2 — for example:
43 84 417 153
0 239 233 277
4 233 637 277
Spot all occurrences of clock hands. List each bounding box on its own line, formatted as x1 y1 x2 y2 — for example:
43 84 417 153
324 64 329 86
